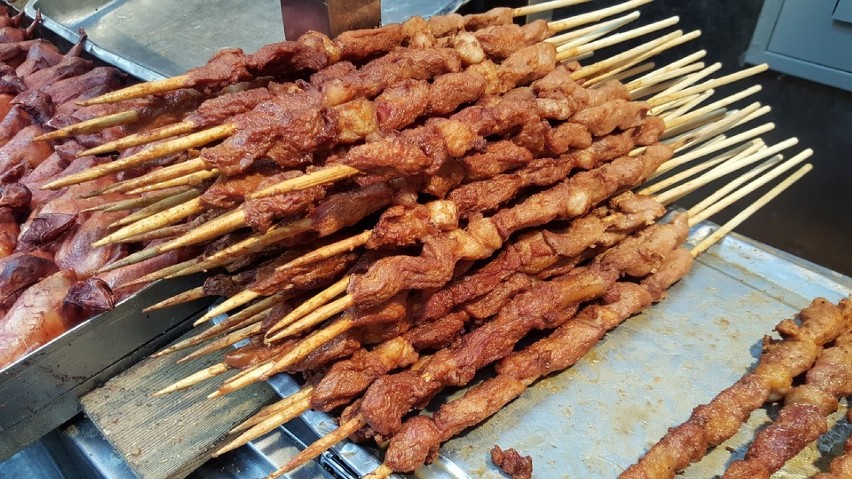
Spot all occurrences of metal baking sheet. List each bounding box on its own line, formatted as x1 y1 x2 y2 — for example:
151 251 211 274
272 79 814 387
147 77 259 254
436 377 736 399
270 225 851 478
22 0 472 81
0 276 213 461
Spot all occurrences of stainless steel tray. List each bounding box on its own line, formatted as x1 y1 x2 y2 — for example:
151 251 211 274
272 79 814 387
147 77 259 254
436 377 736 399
0 276 213 461
275 225 852 478
23 0 471 81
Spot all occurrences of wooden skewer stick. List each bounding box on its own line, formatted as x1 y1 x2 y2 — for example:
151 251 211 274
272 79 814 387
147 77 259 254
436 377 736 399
547 11 641 47
42 124 235 190
95 197 206 248
626 62 705 97
687 153 779 218
514 0 594 16
35 110 140 142
151 293 288 357
266 414 366 478
78 75 194 106
574 29 701 81
648 64 768 108
659 89 715 123
77 121 197 157
663 85 762 136
150 362 230 397
629 50 707 84
143 286 206 312
640 141 761 196
101 157 209 195
662 103 758 155
168 219 313 279
109 188 201 228
195 289 262 326
212 317 355 398
656 137 799 205
549 0 653 32
690 163 813 257
554 12 644 53
119 224 187 244
125 168 219 195
265 276 351 338
602 61 656 84
658 120 774 175
82 187 191 213
178 322 263 364
689 149 813 225
362 465 393 479
650 62 722 102
97 207 246 269
275 231 372 271
248 165 359 200
268 297 355 343
557 16 680 61
229 386 314 434
109 188 201 232
125 257 201 290
214 387 313 456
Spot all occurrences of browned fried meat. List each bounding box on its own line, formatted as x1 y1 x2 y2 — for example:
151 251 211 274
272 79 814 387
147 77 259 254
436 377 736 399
491 446 533 479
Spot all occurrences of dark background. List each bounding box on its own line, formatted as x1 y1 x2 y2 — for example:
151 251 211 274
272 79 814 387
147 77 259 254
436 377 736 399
464 0 852 276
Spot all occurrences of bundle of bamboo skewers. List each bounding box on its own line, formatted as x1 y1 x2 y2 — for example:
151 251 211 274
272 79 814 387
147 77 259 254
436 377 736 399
30 0 833 477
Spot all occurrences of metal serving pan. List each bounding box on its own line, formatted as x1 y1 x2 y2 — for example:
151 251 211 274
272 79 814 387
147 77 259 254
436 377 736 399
0 276 213 461
23 0 471 81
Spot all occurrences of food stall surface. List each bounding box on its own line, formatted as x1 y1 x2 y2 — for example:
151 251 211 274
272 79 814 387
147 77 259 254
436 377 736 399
3 228 850 478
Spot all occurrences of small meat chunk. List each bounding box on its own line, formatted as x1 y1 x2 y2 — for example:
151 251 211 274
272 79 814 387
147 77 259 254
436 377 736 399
491 446 533 479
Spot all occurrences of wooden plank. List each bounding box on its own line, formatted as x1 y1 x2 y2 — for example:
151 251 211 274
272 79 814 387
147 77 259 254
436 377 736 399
81 326 277 479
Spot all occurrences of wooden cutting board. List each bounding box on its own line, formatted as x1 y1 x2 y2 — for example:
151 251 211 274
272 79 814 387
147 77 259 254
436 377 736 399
81 326 277 479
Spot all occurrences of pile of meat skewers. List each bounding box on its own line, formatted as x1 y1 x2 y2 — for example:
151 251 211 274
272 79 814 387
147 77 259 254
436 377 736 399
0 9 195 369
33 1 823 477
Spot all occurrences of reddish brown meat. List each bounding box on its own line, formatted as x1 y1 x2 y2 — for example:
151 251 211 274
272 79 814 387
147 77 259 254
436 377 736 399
62 277 114 324
0 207 17 257
0 270 76 369
384 249 692 473
15 40 62 78
16 212 77 253
55 211 128 280
23 56 92 91
0 252 57 315
97 242 197 301
0 124 53 174
41 66 125 106
491 446 533 479
0 106 32 147
311 182 393 237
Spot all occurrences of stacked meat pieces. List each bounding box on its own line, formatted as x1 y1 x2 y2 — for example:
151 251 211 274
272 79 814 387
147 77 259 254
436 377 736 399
0 11 196 368
33 6 704 476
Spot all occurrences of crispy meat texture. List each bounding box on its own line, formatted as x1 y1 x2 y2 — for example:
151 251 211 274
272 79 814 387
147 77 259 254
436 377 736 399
243 170 328 232
385 248 692 473
250 250 358 296
311 182 393 237
621 297 852 479
491 446 533 479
